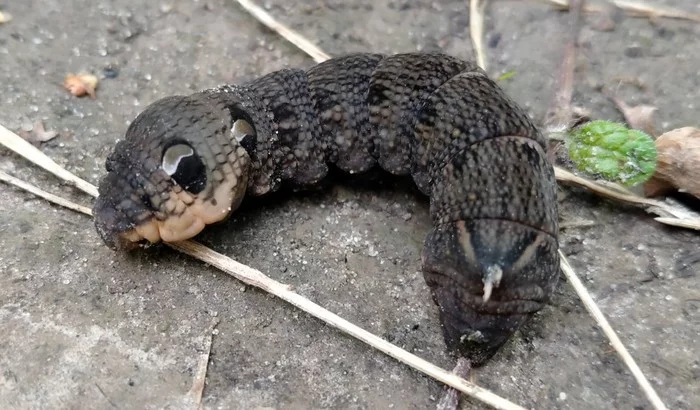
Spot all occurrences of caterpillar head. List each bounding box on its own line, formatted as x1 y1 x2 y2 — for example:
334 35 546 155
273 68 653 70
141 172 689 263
93 95 253 250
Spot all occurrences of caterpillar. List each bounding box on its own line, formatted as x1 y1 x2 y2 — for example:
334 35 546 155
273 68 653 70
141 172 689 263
93 52 560 365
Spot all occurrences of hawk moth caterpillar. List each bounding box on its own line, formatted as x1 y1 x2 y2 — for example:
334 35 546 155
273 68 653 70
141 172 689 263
93 52 559 365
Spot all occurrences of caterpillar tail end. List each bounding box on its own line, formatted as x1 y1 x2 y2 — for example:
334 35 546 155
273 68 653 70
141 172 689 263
421 219 559 365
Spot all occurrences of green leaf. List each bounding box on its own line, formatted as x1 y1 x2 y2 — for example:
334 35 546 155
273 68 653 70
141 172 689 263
566 120 657 186
497 70 516 82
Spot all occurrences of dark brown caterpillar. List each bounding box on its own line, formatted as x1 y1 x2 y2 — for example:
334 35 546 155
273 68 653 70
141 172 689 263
93 52 559 365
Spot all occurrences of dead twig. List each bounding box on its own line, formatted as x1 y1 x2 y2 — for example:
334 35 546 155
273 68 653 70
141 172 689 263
539 0 700 22
653 217 700 231
0 124 99 197
559 252 668 410
94 383 118 408
185 319 220 410
233 0 331 63
613 0 700 21
0 10 12 24
559 219 598 229
555 167 700 228
544 0 583 131
436 358 472 410
470 0 488 70
0 126 524 410
0 170 94 215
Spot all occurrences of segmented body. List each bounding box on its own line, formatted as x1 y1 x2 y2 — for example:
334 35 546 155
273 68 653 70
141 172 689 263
94 52 560 365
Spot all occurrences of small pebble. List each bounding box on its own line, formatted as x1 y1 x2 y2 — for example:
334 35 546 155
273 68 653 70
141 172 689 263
624 45 644 58
103 66 120 79
656 26 675 39
487 32 501 48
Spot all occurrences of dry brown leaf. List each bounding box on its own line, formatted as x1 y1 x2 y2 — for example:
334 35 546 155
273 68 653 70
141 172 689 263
0 11 12 24
19 121 58 145
611 96 658 137
644 176 673 197
644 127 700 198
63 73 98 98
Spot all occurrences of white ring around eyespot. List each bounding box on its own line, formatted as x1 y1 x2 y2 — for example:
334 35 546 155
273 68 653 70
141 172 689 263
162 144 194 176
231 119 254 142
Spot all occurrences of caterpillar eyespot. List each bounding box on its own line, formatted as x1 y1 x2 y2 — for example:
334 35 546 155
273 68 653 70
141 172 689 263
161 143 207 194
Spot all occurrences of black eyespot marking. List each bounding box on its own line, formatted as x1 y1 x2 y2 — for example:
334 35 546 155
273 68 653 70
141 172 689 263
162 142 207 194
172 154 207 193
239 133 256 154
231 117 257 155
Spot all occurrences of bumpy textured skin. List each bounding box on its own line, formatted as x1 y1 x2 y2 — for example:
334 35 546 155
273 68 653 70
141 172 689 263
94 52 560 365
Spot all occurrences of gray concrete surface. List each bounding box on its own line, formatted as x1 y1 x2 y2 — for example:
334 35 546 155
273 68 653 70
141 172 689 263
1 0 699 409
